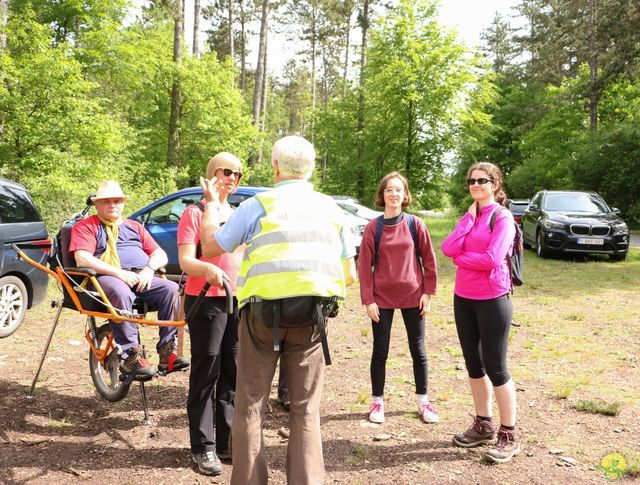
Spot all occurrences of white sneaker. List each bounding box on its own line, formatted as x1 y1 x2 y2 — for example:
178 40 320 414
419 401 439 423
368 401 384 423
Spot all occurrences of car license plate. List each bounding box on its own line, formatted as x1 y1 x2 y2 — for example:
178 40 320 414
577 237 604 245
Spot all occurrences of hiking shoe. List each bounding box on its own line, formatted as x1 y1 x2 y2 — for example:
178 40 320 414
419 401 439 423
452 416 496 448
485 428 521 463
192 451 222 476
368 401 384 424
158 339 190 373
276 392 290 411
120 347 157 378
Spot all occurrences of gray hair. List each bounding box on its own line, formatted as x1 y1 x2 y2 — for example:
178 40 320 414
271 135 316 180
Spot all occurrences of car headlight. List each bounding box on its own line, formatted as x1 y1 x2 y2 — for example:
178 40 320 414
612 222 628 235
542 219 564 229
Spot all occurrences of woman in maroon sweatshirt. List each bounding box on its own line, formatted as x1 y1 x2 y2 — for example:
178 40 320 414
358 172 438 424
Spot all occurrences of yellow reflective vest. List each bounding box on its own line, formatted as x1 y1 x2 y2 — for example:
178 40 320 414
236 183 347 307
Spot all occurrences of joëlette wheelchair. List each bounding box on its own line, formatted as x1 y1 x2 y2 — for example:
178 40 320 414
12 195 232 423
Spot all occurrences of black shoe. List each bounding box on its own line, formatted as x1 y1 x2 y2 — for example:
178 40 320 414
192 451 222 476
217 448 231 462
120 347 157 378
158 339 190 373
276 392 290 411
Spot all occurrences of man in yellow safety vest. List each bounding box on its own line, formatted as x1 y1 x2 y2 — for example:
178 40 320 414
199 135 356 484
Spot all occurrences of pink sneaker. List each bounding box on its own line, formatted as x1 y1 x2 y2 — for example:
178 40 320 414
368 401 384 423
419 401 439 423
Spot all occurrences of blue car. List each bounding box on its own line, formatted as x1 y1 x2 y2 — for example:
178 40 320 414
128 186 269 278
129 186 367 279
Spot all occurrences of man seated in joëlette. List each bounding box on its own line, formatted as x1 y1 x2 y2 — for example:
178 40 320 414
68 180 189 377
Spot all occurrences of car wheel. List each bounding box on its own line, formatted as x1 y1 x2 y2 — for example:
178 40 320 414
609 253 627 262
536 230 549 258
0 276 28 338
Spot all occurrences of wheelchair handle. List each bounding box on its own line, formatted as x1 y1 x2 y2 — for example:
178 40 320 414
184 278 233 323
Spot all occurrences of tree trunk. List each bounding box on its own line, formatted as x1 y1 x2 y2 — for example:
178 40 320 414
240 3 246 94
342 4 352 98
310 4 317 142
588 0 598 131
356 0 370 200
228 0 234 60
256 35 269 165
406 99 413 173
192 0 201 58
167 0 184 167
0 0 7 51
252 0 269 132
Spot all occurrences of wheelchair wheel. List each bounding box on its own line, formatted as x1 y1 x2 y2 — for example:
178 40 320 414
89 322 131 402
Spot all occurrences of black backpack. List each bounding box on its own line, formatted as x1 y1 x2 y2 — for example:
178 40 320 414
373 213 423 273
490 206 524 289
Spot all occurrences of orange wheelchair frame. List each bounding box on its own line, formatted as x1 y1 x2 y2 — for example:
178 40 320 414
12 214 230 423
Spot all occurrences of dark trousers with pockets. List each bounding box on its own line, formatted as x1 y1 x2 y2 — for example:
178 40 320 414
185 295 238 454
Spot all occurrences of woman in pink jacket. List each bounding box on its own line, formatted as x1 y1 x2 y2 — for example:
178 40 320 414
441 162 520 464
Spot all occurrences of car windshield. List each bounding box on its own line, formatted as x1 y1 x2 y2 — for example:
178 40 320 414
544 193 609 213
509 203 528 216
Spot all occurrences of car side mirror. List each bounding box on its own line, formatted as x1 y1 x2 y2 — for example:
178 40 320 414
611 207 621 215
528 203 538 211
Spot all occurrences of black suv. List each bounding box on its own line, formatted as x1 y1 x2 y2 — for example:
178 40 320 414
522 190 629 261
0 179 51 337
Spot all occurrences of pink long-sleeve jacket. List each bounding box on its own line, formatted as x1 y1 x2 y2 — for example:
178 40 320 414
441 202 515 300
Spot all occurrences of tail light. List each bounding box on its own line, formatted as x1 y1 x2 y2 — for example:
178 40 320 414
514 216 522 224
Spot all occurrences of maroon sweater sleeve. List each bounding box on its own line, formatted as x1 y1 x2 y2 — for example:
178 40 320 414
415 216 438 295
358 219 377 305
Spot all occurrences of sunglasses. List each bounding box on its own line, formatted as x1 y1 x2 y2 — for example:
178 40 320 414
219 168 243 179
467 177 493 186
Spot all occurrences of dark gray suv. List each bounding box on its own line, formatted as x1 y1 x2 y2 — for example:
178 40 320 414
0 179 51 337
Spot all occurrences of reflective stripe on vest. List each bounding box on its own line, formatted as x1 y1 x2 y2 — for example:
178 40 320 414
236 186 346 307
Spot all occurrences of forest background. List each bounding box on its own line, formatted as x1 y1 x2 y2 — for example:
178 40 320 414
1 0 640 232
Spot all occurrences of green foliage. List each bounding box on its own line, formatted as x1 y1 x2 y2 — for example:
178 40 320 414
572 399 621 416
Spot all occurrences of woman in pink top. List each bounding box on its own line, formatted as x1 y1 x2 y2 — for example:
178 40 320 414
358 172 438 425
441 162 520 464
178 152 244 476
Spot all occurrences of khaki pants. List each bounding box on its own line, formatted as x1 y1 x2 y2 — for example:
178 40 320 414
231 306 325 485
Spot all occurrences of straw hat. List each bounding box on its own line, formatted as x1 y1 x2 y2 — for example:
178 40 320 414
91 181 129 202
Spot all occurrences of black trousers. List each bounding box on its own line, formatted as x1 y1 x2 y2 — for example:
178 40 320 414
185 295 238 454
453 294 513 387
370 307 428 397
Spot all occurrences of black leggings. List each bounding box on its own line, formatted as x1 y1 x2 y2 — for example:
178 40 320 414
453 294 512 387
370 307 428 396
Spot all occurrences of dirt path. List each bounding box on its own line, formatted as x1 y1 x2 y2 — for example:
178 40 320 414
1 281 637 484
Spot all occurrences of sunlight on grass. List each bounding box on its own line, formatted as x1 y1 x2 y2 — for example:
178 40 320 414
443 346 462 358
572 399 621 416
359 326 369 337
355 389 368 405
47 415 73 429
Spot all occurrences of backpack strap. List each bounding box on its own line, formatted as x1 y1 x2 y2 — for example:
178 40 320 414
489 205 514 293
373 213 424 272
316 299 332 365
406 214 424 273
489 205 507 232
194 202 206 260
372 215 384 272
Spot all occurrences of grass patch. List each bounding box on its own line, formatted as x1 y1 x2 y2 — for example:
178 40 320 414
355 389 368 405
359 326 370 337
443 346 462 357
47 415 73 429
572 399 621 416
345 443 373 465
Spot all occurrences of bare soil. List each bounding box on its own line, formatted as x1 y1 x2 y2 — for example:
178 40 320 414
1 281 638 484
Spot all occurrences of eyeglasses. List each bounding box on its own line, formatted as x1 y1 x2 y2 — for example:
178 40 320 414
384 187 404 194
467 178 493 186
219 168 243 179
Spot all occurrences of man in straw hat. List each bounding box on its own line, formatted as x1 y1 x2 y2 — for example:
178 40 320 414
69 180 189 377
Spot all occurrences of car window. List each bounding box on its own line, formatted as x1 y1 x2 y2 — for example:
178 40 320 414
509 203 528 215
530 193 542 207
228 193 254 208
145 195 202 225
544 193 609 213
0 185 42 224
